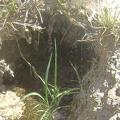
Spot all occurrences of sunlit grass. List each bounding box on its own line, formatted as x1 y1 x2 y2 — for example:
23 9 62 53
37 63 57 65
87 0 120 28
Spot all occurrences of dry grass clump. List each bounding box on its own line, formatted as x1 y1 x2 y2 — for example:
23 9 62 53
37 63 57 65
85 0 120 42
0 0 44 41
56 0 120 48
93 0 120 27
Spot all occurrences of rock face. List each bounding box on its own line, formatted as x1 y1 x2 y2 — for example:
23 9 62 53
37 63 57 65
0 90 25 120
68 43 120 120
66 0 120 119
0 60 14 87
0 60 25 120
87 47 120 120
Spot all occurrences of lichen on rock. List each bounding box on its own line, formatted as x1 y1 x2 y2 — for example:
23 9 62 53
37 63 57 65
0 90 25 120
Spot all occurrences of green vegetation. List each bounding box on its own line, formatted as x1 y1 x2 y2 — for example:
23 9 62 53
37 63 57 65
70 62 85 98
21 39 78 120
1 0 120 119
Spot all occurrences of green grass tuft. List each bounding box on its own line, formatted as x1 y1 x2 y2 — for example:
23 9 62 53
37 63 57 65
21 39 78 120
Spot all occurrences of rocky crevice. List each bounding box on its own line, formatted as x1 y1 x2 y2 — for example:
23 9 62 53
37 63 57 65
68 40 120 120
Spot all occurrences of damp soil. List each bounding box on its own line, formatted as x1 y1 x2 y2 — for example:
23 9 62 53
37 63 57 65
0 39 96 120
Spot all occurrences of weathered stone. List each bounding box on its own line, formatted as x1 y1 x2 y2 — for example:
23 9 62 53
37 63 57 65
0 91 25 119
0 60 14 86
